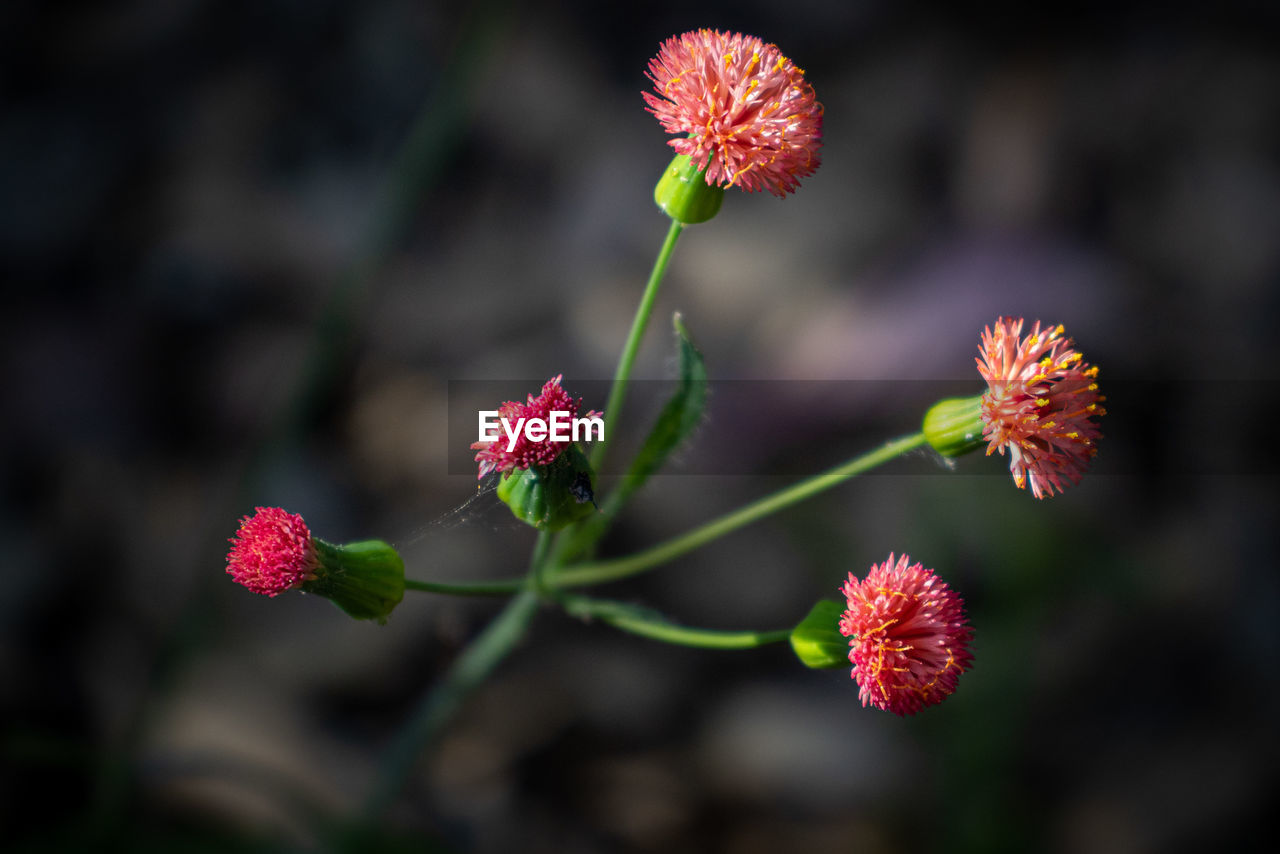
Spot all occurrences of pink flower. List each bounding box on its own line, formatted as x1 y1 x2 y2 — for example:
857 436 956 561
226 507 317 597
839 554 973 716
978 317 1106 499
644 29 823 197
471 375 600 480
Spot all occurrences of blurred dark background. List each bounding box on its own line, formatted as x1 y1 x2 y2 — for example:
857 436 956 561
3 0 1278 851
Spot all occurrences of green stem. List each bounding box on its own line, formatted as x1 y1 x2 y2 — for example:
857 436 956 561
563 595 790 650
361 589 539 819
590 218 685 473
529 529 554 597
559 432 929 588
404 578 524 597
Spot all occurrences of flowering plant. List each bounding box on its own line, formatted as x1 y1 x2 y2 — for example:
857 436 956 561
225 28 1104 833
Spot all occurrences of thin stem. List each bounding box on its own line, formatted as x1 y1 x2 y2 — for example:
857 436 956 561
558 432 929 588
590 218 685 473
361 589 539 819
529 529 554 597
563 595 789 650
404 578 524 597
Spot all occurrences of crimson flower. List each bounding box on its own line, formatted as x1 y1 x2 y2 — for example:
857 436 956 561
471 375 600 480
839 554 974 716
226 507 317 597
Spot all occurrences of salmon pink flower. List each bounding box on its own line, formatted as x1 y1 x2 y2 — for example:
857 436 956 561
644 29 823 197
978 317 1106 498
471 375 600 480
839 554 973 716
226 507 317 597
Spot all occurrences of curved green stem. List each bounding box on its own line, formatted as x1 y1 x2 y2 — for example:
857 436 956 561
606 621 790 650
559 432 928 588
362 589 539 819
590 218 685 473
562 594 789 650
404 578 524 597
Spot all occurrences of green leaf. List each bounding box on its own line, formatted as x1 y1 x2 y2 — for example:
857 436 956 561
557 313 707 559
561 594 671 627
618 312 708 496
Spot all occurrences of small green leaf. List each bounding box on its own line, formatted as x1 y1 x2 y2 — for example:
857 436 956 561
558 314 707 558
561 594 671 627
616 312 708 501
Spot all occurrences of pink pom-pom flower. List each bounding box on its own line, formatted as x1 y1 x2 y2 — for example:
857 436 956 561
839 554 974 716
226 506 317 597
978 317 1106 499
643 29 823 197
471 375 600 481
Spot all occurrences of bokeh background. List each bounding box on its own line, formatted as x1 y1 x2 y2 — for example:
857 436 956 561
4 0 1278 851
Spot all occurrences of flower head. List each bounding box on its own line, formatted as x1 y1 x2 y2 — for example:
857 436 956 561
839 554 973 716
226 507 317 597
644 29 823 197
978 317 1106 498
471 375 600 480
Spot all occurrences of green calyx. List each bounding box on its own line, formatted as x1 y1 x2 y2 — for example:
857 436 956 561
789 600 849 669
922 394 987 458
305 538 405 623
654 153 724 224
497 444 598 532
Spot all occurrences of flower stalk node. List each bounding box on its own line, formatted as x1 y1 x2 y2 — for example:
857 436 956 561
789 600 849 669
654 153 725 224
922 395 986 458
496 443 598 531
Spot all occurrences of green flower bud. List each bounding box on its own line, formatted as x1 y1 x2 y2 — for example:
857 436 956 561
922 394 986 458
789 600 849 669
304 538 405 624
497 444 598 532
654 153 724 224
